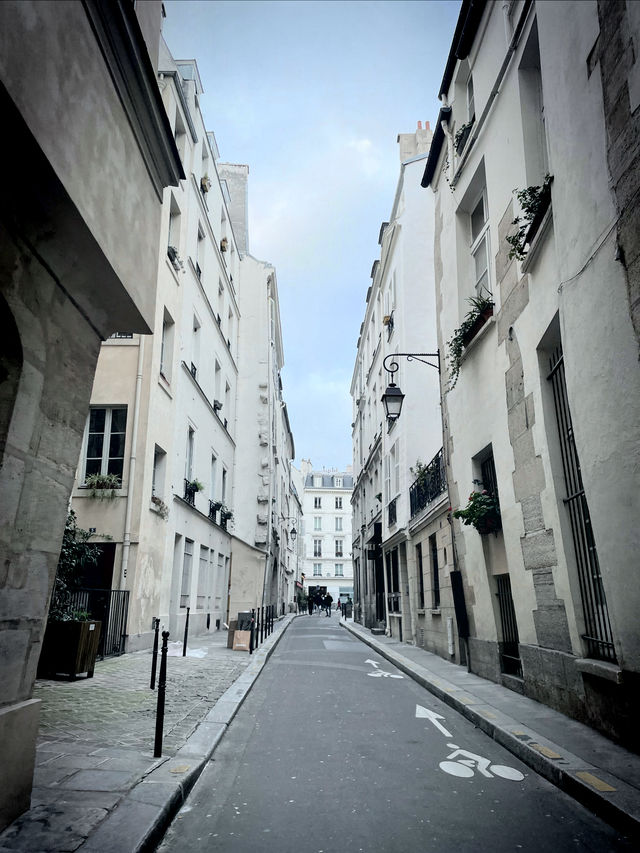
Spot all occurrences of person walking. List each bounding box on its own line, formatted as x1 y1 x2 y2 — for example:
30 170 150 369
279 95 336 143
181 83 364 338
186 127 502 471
307 595 313 616
325 592 333 616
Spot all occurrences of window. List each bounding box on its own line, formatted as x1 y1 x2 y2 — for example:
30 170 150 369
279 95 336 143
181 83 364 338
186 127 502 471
470 191 490 297
221 466 227 502
152 445 166 498
197 546 208 610
84 407 127 481
185 426 194 480
416 543 425 610
210 454 217 500
314 496 322 509
160 308 174 381
181 539 193 607
313 563 322 577
430 534 440 610
191 315 201 377
335 496 342 509
335 477 342 488
335 564 344 577
335 539 343 558
196 226 204 280
335 517 343 531
314 517 322 531
313 475 322 487
467 73 475 122
313 539 322 557
518 20 549 186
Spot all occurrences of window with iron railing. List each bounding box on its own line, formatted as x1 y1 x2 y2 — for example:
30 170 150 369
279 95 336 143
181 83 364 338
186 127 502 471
388 497 397 526
409 448 446 517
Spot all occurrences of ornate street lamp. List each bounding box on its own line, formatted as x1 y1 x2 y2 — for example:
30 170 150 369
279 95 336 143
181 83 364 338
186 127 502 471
290 526 297 541
381 352 440 422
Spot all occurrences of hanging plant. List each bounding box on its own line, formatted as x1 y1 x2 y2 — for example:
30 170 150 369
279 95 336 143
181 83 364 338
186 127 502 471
446 295 494 389
453 490 501 535
505 174 553 261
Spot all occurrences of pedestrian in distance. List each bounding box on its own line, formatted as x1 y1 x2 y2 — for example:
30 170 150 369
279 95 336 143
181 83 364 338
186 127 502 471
325 592 333 616
336 598 341 613
307 596 313 616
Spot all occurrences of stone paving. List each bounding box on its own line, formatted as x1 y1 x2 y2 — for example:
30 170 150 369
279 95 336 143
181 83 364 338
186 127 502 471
0 629 253 852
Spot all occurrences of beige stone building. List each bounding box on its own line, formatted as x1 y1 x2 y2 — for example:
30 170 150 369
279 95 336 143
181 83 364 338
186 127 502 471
0 0 182 830
423 0 640 746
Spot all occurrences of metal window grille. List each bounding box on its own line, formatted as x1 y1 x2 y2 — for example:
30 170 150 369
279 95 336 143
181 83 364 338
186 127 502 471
430 534 440 610
409 448 446 517
388 497 397 526
495 574 522 677
547 346 616 662
68 589 129 657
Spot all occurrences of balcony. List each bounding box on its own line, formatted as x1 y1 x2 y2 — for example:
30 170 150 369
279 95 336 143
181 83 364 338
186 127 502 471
409 447 446 518
183 479 197 506
388 497 397 526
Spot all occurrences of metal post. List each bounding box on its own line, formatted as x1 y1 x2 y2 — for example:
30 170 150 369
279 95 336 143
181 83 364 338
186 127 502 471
260 606 264 643
154 630 169 758
150 617 160 689
183 606 190 657
249 608 255 655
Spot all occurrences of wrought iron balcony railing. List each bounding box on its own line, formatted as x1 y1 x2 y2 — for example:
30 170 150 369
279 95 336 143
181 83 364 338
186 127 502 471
409 447 446 518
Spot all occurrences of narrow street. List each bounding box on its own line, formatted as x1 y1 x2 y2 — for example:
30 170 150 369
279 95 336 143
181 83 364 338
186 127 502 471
158 614 631 852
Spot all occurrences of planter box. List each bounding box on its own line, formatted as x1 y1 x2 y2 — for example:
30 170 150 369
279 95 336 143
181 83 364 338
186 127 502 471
462 306 494 347
476 515 502 536
38 621 102 679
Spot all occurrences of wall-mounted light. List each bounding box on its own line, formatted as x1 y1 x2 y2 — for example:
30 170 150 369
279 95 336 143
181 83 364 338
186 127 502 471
381 352 440 422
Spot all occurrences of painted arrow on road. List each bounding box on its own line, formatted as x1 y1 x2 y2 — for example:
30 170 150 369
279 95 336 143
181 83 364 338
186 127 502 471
416 704 452 738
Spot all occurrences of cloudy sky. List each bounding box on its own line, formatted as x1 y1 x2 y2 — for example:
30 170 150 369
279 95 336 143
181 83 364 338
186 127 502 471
163 0 460 471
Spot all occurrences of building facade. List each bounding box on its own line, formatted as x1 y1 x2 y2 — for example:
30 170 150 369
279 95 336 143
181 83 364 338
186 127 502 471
423 0 640 745
0 0 182 829
351 125 459 662
299 463 354 604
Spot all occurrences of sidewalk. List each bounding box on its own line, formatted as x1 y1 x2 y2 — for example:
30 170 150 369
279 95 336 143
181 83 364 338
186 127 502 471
0 615 295 853
341 617 640 838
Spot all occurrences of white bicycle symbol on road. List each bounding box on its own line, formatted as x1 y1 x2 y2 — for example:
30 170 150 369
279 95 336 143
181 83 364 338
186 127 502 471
439 744 524 781
365 659 403 679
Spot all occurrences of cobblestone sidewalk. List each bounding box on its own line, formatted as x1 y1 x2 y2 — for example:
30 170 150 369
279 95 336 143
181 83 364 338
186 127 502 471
0 629 253 852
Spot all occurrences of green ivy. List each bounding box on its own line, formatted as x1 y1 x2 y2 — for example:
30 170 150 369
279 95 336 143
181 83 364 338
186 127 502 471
505 174 553 261
48 511 100 622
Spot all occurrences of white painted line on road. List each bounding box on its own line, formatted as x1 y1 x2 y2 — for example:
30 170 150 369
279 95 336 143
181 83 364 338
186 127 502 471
415 704 452 738
365 659 403 678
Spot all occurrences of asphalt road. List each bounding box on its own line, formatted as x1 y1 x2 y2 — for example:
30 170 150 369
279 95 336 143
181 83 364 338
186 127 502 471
157 613 632 852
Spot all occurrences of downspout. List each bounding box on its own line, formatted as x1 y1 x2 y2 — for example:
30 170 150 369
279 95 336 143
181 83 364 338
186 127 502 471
120 335 145 586
262 292 275 607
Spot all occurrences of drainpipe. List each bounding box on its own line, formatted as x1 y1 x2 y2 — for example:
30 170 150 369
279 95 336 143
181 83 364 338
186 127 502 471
120 335 145 587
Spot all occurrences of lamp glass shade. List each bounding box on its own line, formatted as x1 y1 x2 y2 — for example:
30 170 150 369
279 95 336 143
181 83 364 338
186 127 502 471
382 382 405 420
290 526 297 540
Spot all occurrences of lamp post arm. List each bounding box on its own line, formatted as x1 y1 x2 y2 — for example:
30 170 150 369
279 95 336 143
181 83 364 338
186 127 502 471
383 352 440 376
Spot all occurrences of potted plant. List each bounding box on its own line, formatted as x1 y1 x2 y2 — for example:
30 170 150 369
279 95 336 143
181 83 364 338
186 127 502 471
506 174 553 261
84 472 121 499
200 174 212 194
220 237 228 253
219 505 233 529
38 511 102 679
453 490 501 535
446 295 495 388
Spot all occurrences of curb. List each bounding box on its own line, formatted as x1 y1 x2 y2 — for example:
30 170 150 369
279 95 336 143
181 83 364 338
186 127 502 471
341 619 640 839
80 614 296 852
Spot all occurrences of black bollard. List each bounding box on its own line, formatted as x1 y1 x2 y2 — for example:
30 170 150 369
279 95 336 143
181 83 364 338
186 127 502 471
183 606 190 656
154 630 169 758
249 609 255 655
260 605 264 644
150 617 160 689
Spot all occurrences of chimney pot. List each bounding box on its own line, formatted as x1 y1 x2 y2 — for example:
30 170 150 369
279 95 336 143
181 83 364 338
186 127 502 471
417 121 422 129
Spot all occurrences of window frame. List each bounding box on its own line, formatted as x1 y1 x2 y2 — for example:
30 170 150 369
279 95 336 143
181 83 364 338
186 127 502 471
81 406 128 483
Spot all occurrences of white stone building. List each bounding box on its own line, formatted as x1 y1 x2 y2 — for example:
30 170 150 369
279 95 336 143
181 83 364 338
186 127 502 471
0 0 182 830
351 125 457 659
71 37 299 651
423 0 640 745
299 463 354 604
72 47 239 651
